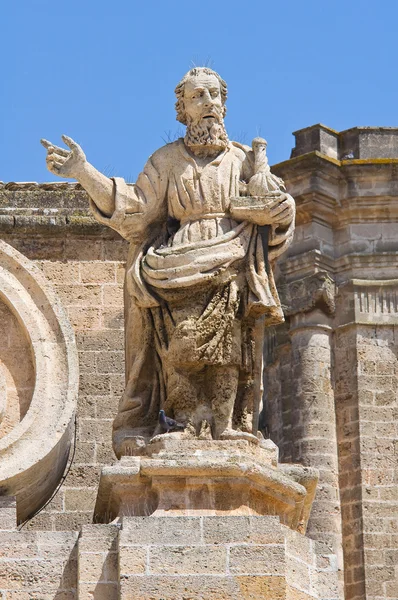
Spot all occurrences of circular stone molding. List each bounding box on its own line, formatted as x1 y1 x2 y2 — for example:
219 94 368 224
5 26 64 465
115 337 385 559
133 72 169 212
0 240 78 523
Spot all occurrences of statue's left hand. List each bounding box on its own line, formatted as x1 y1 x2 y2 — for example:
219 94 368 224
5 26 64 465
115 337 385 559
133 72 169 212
265 191 294 224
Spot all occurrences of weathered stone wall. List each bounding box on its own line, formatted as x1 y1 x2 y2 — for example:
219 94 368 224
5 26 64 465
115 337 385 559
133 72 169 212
0 498 78 599
269 126 398 600
0 500 339 600
0 182 128 532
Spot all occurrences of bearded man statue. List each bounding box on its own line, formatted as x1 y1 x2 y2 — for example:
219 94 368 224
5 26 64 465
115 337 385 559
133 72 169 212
42 67 295 457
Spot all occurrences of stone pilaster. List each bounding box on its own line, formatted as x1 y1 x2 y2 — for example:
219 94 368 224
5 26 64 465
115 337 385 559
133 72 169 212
334 280 398 600
282 273 343 568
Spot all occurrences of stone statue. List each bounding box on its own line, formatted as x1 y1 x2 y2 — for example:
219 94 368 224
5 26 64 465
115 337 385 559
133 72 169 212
41 67 295 457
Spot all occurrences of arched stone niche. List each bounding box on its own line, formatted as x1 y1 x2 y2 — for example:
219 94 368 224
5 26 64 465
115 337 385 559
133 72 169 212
0 240 78 523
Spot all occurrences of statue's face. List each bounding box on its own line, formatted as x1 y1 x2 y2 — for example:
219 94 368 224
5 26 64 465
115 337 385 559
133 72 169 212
183 73 223 124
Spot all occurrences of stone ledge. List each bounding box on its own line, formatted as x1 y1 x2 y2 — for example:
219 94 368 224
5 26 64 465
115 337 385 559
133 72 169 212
290 124 398 161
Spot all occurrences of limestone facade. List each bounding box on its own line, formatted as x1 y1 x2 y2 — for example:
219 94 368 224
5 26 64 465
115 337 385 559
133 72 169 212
0 124 396 599
270 124 398 600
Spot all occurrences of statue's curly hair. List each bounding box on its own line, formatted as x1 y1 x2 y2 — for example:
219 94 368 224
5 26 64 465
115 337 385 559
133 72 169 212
175 67 228 125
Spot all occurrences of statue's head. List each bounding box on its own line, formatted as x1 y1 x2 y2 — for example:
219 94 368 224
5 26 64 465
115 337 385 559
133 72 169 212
175 67 228 125
175 67 229 156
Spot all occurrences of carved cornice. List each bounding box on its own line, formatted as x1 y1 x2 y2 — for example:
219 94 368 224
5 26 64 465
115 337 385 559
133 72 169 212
272 153 398 228
352 279 398 325
281 271 336 317
334 279 398 328
0 181 83 190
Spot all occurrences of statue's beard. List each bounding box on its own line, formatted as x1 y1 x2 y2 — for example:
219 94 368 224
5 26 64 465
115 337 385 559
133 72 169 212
185 114 229 157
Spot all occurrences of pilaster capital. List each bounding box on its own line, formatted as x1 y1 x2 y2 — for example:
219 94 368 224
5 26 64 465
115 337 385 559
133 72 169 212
282 271 336 318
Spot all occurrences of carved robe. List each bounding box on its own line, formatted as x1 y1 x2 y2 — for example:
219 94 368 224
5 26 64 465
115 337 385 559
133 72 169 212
90 139 295 445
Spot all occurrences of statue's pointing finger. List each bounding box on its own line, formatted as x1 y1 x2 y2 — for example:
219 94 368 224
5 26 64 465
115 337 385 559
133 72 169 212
40 139 70 157
62 135 84 157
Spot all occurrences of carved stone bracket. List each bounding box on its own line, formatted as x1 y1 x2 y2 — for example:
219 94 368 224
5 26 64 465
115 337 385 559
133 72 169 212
94 438 319 535
282 271 336 317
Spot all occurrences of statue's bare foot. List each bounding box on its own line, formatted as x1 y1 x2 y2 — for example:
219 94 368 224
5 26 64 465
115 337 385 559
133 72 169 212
198 420 212 440
219 429 259 445
116 435 147 457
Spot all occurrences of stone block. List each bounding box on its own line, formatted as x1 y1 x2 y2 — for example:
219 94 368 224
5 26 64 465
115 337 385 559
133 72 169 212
228 544 285 575
77 394 97 418
315 569 340 598
0 496 17 530
120 517 202 546
0 532 38 558
285 528 314 566
79 525 119 553
118 546 147 575
39 260 80 284
119 574 286 600
202 515 284 545
149 545 227 575
0 558 63 591
76 330 124 352
79 582 118 600
291 124 339 160
95 394 120 419
79 552 109 583
73 440 96 464
36 531 78 558
64 488 97 512
80 262 116 283
285 556 311 592
103 239 128 261
102 284 123 306
53 512 93 531
96 442 117 465
78 351 97 374
64 239 103 261
56 284 102 307
78 418 113 443
68 306 102 330
110 373 125 395
101 306 124 329
116 263 126 283
24 513 55 531
66 465 102 488
79 374 111 396
95 351 125 374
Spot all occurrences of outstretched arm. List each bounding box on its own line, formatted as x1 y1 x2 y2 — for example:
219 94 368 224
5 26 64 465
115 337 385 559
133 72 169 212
41 135 115 216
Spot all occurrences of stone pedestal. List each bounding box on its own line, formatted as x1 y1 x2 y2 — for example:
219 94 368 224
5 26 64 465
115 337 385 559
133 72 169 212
94 438 318 535
77 516 340 600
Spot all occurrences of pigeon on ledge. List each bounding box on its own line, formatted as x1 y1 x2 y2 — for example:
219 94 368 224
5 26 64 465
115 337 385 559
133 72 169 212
158 410 186 434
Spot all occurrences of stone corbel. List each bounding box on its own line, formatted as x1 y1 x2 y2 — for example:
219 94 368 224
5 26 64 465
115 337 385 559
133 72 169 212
282 271 336 317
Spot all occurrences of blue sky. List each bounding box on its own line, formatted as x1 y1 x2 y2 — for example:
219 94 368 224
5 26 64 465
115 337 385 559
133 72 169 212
2 0 398 182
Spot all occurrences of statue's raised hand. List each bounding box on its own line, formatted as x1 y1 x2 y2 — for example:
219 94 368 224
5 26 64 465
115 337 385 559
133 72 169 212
40 135 86 179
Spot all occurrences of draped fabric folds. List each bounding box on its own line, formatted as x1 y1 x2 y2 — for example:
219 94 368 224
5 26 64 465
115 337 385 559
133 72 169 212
89 139 295 444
